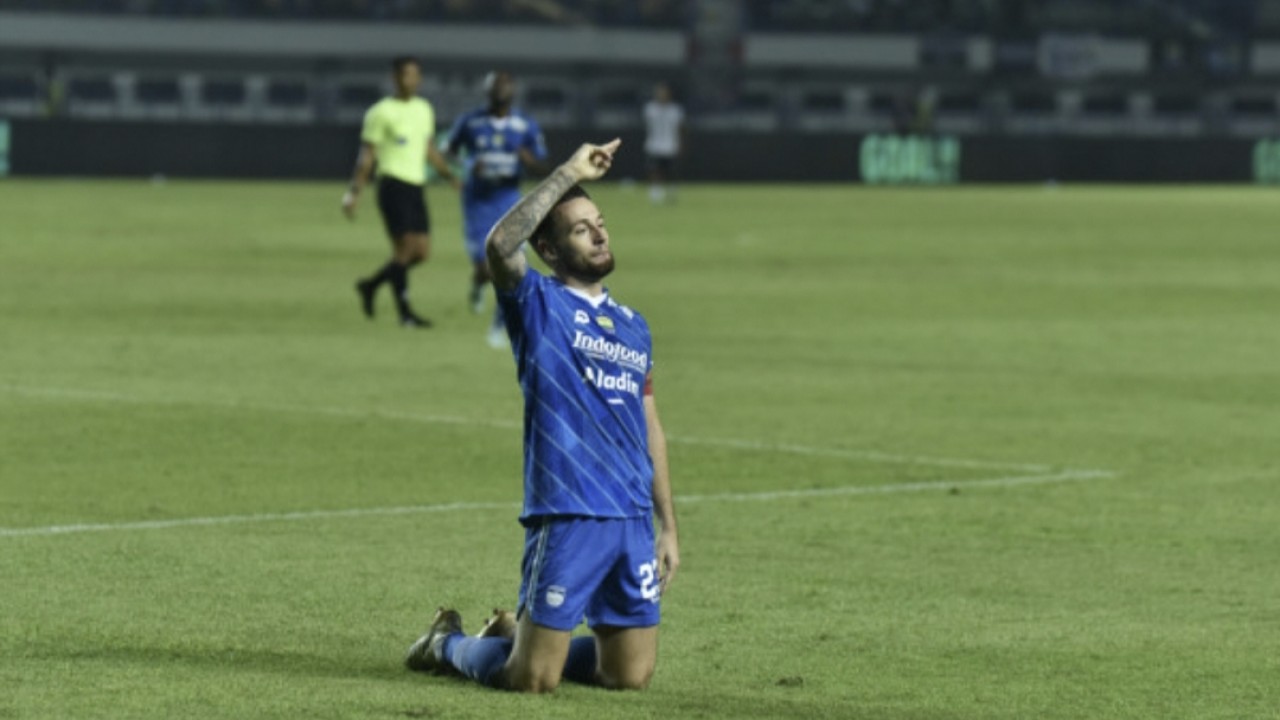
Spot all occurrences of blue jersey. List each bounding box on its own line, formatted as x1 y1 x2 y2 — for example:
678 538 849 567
447 107 547 202
447 108 547 253
497 269 655 524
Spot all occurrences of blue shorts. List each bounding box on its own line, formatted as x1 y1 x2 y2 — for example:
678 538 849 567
517 516 661 632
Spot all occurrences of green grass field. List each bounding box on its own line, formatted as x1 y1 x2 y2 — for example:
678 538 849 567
2 179 1278 719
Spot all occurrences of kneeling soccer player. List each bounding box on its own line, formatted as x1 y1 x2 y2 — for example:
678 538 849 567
403 138 680 692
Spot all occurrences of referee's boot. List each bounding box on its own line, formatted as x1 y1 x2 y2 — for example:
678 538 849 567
405 607 463 674
355 280 377 319
399 310 434 329
476 608 517 640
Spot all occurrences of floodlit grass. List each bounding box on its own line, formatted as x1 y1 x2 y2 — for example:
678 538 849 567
2 179 1278 719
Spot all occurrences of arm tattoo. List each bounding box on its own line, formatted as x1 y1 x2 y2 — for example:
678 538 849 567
488 167 576 259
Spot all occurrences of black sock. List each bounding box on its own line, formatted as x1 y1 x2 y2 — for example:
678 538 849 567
387 261 412 317
561 636 598 685
365 260 398 289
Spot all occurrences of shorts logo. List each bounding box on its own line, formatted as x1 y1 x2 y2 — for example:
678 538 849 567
546 586 567 608
574 310 590 325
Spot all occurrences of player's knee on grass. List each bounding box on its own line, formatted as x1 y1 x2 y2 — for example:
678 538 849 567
503 641 566 694
596 657 654 691
594 625 658 691
502 662 563 694
502 614 571 693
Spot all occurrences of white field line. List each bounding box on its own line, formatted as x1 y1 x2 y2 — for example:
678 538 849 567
666 436 1051 473
676 469 1113 503
0 470 1113 539
3 384 1058 473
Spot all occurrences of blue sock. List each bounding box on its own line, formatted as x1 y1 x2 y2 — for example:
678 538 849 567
561 636 598 685
443 634 512 688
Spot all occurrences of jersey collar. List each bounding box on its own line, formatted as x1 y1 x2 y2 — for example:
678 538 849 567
563 284 609 308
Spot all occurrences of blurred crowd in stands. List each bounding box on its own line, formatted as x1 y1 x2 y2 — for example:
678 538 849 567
0 0 684 26
749 0 1261 37
0 0 1270 39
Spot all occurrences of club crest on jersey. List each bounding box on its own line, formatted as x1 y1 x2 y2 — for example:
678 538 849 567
574 310 590 325
595 316 615 333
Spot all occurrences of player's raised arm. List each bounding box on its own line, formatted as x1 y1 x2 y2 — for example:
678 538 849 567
485 138 620 291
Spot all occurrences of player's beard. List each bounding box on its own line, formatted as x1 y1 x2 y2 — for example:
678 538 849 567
565 249 615 284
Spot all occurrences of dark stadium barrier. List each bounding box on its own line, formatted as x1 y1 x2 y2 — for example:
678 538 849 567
7 119 355 180
5 119 1278 184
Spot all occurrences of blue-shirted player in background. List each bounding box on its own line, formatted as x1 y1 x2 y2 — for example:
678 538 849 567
445 70 549 348
404 139 680 693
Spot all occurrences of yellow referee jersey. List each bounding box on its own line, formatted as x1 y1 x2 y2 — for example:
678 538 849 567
361 96 435 186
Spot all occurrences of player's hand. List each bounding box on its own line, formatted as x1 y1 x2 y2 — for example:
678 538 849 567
562 138 621 183
657 527 679 595
341 189 359 220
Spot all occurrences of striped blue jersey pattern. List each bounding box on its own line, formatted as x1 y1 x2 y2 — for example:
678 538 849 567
445 108 547 199
497 269 655 523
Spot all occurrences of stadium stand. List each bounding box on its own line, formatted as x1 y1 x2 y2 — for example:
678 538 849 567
1 0 1277 137
263 78 313 123
128 76 184 120
0 0 685 27
0 71 41 116
934 89 985 134
522 82 573 126
795 88 850 132
1148 90 1205 135
593 85 644 130
198 78 251 121
1081 92 1131 118
720 86 780 131
1228 91 1280 135
334 80 384 123
65 75 120 119
1006 89 1060 134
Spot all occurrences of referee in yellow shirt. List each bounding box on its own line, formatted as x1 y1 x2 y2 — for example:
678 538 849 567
343 56 460 328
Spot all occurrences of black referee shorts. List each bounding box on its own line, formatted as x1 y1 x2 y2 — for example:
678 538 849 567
377 176 430 238
646 153 677 178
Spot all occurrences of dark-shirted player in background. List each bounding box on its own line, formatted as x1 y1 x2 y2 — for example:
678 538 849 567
445 70 548 348
343 56 460 328
403 139 680 692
